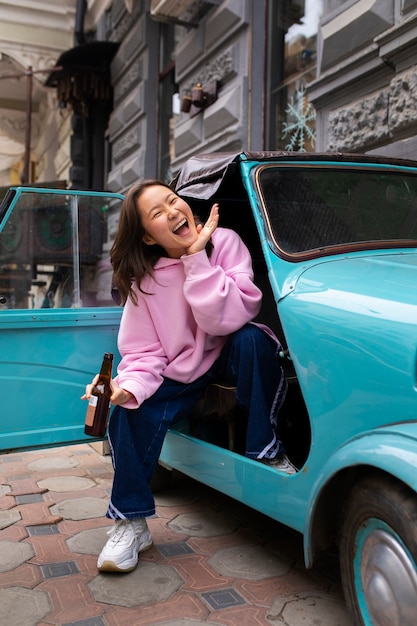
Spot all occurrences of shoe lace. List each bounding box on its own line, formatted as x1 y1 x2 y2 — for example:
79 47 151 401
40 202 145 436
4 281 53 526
107 520 131 546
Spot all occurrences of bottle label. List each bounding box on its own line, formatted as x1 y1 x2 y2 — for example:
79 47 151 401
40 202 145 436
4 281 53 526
85 396 98 427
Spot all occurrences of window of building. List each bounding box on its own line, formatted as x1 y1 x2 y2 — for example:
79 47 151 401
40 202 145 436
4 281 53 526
157 23 179 182
266 0 322 152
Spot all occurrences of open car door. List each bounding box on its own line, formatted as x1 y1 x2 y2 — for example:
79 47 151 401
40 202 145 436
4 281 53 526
0 187 123 452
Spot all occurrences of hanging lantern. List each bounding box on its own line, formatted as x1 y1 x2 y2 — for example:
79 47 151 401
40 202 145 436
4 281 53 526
46 42 119 117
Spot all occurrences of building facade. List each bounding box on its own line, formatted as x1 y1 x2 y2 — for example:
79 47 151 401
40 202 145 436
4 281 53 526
1 0 417 192
0 1 76 187
104 0 321 195
310 0 417 161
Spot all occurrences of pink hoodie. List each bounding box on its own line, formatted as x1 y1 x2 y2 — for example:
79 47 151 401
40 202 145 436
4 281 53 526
115 227 264 408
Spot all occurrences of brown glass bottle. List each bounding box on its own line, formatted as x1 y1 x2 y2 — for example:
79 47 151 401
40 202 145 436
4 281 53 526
84 352 113 437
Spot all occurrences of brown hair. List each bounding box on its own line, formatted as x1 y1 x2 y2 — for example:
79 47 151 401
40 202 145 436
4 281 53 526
110 180 210 305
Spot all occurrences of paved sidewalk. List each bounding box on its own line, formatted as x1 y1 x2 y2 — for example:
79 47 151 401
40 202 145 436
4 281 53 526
0 444 352 626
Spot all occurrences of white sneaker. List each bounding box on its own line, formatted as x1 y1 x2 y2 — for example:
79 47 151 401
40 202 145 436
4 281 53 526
259 453 298 474
97 518 153 572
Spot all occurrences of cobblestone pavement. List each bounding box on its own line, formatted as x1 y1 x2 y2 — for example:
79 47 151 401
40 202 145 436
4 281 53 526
0 443 352 626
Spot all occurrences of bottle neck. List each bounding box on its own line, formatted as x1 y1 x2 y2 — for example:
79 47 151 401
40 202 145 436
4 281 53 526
99 354 113 381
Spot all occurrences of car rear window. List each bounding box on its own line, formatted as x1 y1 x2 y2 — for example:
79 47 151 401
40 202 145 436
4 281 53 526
256 165 417 258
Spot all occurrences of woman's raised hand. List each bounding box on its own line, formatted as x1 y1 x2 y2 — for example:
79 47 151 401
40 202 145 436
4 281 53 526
186 203 219 255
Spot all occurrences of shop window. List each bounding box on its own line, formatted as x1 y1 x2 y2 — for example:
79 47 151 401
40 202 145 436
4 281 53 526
266 0 322 152
158 23 179 182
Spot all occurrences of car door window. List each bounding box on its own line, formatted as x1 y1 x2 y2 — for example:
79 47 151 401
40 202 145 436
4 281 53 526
0 189 122 309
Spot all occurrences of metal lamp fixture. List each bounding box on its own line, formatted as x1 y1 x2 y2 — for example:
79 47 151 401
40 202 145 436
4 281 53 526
181 80 218 117
192 83 205 106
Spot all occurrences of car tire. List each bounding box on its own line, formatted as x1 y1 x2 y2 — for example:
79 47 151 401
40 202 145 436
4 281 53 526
339 473 417 626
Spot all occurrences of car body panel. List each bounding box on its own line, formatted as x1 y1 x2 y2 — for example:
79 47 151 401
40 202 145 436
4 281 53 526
160 427 307 533
0 307 122 451
278 252 417 431
303 424 417 565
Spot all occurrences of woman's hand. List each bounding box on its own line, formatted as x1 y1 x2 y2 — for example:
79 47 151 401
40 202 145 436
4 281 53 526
81 376 134 406
186 203 219 255
110 381 134 406
80 374 101 402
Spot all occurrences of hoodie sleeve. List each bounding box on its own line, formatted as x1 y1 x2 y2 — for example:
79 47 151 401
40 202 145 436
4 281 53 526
181 228 262 336
113 288 168 409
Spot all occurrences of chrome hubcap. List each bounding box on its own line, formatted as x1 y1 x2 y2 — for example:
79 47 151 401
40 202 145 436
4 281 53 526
360 528 417 626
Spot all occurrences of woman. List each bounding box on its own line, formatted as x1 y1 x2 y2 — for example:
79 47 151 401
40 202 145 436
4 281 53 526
83 180 296 573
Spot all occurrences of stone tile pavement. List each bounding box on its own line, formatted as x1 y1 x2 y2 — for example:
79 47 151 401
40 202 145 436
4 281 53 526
0 443 352 626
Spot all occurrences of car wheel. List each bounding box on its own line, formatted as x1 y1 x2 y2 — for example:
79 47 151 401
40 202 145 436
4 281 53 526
339 473 417 626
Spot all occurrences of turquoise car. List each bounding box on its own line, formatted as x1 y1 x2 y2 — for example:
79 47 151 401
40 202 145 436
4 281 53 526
1 152 417 625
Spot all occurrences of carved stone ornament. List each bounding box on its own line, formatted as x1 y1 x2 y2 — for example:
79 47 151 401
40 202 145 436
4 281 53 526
0 111 39 145
182 48 234 98
0 43 58 83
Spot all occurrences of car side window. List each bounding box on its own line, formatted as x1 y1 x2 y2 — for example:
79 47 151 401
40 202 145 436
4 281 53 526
0 190 122 309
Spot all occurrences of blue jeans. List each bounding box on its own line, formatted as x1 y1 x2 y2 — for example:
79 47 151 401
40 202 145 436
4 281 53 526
107 324 287 520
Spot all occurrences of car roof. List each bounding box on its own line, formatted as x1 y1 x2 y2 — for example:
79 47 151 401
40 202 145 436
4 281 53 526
171 150 417 200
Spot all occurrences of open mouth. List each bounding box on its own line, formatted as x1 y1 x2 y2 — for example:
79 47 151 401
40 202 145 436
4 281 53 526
172 218 189 235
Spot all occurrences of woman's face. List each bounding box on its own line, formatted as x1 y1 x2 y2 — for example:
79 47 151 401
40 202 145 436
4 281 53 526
137 185 199 258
